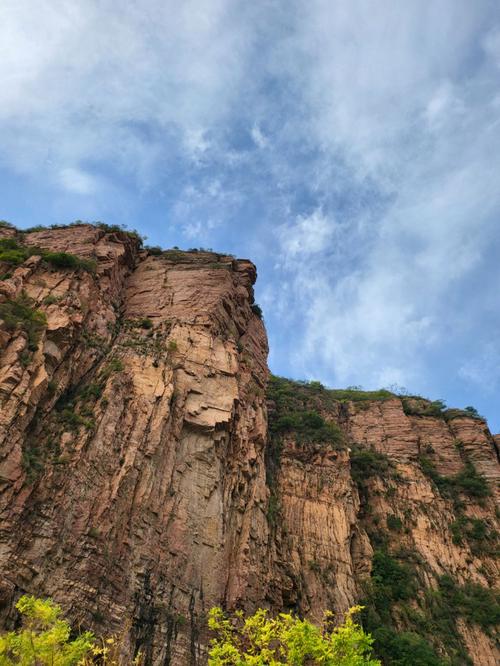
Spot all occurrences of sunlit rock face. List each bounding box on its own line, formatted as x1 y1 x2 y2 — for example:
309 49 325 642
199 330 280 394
0 224 498 665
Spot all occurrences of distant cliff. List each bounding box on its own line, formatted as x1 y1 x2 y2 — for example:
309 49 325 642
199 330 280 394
0 223 498 665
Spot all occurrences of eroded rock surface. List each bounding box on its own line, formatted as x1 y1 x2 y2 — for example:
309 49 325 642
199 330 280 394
0 224 498 665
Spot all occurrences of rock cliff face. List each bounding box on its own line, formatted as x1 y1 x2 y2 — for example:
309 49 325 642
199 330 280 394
0 224 498 665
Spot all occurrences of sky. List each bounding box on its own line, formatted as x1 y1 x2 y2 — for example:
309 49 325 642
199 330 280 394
1 0 500 431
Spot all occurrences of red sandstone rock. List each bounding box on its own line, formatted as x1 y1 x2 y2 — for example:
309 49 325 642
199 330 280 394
0 225 498 665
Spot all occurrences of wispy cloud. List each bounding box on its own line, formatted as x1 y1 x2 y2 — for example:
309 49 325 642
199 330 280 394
1 0 500 426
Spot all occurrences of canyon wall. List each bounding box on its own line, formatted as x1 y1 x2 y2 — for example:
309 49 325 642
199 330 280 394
0 224 498 665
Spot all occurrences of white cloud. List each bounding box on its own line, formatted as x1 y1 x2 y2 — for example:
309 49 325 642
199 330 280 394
58 167 100 195
251 124 268 149
0 0 256 185
277 209 336 260
2 0 500 409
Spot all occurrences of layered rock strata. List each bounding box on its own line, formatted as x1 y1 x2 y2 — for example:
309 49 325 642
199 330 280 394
0 224 498 665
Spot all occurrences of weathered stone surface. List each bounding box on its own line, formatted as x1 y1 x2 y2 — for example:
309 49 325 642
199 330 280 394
0 225 498 665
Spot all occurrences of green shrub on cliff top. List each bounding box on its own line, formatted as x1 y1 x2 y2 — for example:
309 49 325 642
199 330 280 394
0 237 96 272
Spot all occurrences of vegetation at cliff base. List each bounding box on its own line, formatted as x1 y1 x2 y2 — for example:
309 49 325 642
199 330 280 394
1 596 381 666
0 595 141 665
208 605 380 665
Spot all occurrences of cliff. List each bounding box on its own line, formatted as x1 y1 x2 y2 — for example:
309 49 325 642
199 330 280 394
0 223 498 665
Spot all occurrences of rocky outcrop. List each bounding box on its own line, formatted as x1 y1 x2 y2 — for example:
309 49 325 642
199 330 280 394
0 224 498 665
0 225 269 663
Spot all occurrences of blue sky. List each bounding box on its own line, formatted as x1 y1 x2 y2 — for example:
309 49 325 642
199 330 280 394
1 1 500 431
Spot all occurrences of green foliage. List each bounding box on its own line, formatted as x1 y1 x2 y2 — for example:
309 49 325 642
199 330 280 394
437 575 500 631
367 627 446 666
144 245 163 255
21 224 48 233
360 552 449 665
450 516 498 555
0 220 14 228
0 238 19 250
0 595 143 664
41 251 96 272
386 514 403 532
402 398 484 422
402 399 447 418
419 457 490 501
453 462 490 499
104 358 124 374
22 445 45 482
208 605 381 665
371 550 416 605
42 294 60 305
267 376 345 449
330 388 395 402
0 237 31 264
94 221 144 243
251 303 263 319
0 237 96 272
59 408 94 432
0 595 95 665
350 448 393 488
271 409 344 447
162 249 188 262
0 292 47 350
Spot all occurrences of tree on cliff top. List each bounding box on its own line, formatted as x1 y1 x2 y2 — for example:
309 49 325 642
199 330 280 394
208 605 381 665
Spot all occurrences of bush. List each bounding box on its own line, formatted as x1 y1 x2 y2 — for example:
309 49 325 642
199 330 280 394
0 595 95 665
0 595 143 665
438 575 500 631
371 550 415 603
42 251 96 272
145 245 163 256
271 409 344 447
0 237 96 272
0 249 29 265
402 399 447 418
0 293 47 350
350 448 392 484
369 627 445 666
419 457 490 501
251 303 263 319
386 514 403 532
208 605 381 665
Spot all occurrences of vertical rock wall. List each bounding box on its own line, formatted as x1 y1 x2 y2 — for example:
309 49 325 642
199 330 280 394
0 224 498 664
